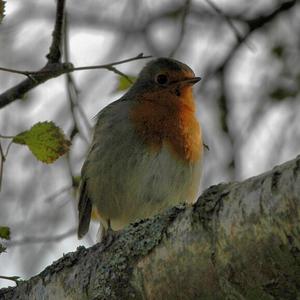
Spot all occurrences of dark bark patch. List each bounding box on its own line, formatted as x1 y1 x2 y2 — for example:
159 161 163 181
293 156 300 178
271 170 281 193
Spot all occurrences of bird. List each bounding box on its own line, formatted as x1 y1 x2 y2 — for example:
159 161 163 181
77 57 203 241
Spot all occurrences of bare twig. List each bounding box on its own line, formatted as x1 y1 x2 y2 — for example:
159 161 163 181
63 12 88 224
205 0 244 43
0 275 21 284
106 66 133 84
0 54 152 77
63 12 91 144
247 0 297 31
4 140 13 157
0 142 5 191
0 0 150 110
0 54 151 109
0 138 13 191
46 0 65 63
169 0 191 57
0 0 66 107
0 134 14 139
69 54 151 72
0 66 31 76
65 72 92 138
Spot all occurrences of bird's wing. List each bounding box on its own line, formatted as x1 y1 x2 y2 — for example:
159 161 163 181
77 176 92 239
77 97 132 239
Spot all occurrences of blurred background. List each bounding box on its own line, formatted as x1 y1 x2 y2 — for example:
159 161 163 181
0 0 299 288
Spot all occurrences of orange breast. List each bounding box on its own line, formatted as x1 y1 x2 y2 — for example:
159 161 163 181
130 87 202 163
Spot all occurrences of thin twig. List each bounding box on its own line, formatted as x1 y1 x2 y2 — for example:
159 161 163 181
0 134 14 139
68 72 93 131
106 66 133 84
0 0 151 111
62 12 90 226
0 54 152 77
205 0 244 43
0 139 13 191
0 275 21 284
4 140 13 157
70 54 152 72
46 0 66 63
66 72 92 136
0 67 30 76
0 142 5 191
63 12 91 144
169 0 191 57
0 54 151 109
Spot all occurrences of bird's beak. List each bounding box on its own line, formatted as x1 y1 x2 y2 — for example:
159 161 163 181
180 76 201 85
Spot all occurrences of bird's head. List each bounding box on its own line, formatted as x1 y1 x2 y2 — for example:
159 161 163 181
128 57 201 102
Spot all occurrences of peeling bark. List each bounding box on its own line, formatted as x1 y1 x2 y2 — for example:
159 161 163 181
1 155 300 300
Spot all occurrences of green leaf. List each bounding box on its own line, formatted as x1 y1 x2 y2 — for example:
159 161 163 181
115 75 136 92
0 226 10 240
13 121 71 164
0 1 5 24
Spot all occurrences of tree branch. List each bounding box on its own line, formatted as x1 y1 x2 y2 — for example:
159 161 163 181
0 54 151 110
1 154 300 299
46 0 65 64
0 0 151 110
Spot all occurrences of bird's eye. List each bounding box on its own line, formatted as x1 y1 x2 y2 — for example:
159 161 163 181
155 73 169 85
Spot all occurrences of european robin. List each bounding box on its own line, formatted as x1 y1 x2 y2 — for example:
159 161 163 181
78 57 203 240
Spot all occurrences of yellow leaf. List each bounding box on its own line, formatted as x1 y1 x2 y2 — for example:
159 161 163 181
115 75 136 92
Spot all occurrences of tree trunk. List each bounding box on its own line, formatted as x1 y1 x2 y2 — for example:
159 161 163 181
1 155 300 300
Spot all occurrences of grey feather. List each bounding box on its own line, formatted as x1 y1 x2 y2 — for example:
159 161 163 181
77 180 92 239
